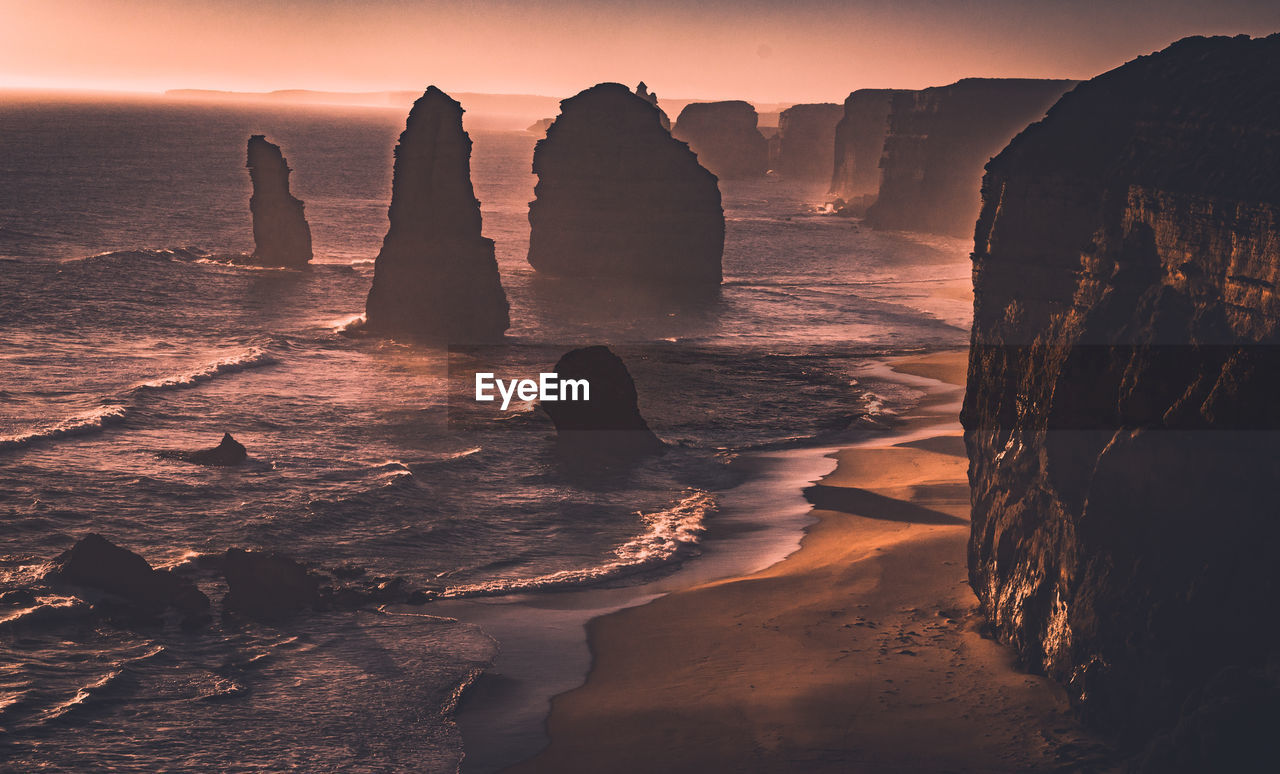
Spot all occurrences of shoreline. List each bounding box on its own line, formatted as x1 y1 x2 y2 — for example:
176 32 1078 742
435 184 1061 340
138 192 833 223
502 348 1116 773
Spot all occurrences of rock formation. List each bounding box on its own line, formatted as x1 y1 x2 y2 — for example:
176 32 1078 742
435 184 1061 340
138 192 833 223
634 82 671 130
363 86 510 341
160 432 247 466
865 78 1074 236
772 103 843 180
540 345 663 459
527 83 724 285
527 117 554 135
672 101 768 179
246 135 312 267
48 534 210 620
828 89 903 214
221 548 321 620
962 34 1280 765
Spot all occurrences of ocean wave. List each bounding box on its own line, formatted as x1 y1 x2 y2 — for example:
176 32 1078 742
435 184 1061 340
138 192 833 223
0 404 130 451
63 247 209 265
133 347 277 392
440 490 714 598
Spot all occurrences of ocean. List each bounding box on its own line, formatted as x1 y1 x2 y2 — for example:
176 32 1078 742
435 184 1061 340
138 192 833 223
0 92 970 771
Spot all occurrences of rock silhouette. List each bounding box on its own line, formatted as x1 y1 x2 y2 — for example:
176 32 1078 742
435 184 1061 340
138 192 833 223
49 534 210 620
865 78 1074 236
540 345 663 459
634 81 671 130
246 135 312 267
772 103 843 180
220 548 321 620
363 86 510 342
527 83 724 285
160 432 247 466
829 89 904 214
963 34 1280 763
672 101 768 179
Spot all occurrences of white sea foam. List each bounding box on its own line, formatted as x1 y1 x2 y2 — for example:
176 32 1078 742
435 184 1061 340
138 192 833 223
0 404 130 451
134 347 277 391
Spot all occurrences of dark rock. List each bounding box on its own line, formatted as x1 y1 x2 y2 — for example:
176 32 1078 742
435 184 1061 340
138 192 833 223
540 345 663 459
634 82 671 130
160 432 247 466
330 563 366 580
672 101 768 179
865 78 1075 236
246 135 312 267
221 548 321 620
406 589 435 605
363 86 510 342
963 33 1280 754
828 89 904 214
0 589 38 606
526 117 554 135
48 534 210 619
772 103 843 180
527 83 724 285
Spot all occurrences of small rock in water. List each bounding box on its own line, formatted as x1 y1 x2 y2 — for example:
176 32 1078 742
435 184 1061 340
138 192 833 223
47 533 210 620
160 432 248 466
220 548 320 620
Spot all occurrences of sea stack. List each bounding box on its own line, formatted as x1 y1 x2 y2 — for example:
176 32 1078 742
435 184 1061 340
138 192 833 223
363 86 510 341
772 103 843 180
246 135 312 267
865 78 1075 236
963 34 1280 766
540 345 663 460
828 89 903 213
527 83 724 285
672 101 768 179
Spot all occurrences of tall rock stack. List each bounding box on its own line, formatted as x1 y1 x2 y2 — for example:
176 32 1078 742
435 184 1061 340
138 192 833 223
364 86 510 341
828 89 903 213
527 83 724 286
246 135 312 267
772 103 843 180
962 35 1280 767
865 78 1075 236
672 101 768 179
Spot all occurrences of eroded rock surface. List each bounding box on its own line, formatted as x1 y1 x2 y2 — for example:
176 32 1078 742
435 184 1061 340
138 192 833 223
772 103 843 180
672 101 768 179
829 89 903 213
247 135 312 267
49 534 210 620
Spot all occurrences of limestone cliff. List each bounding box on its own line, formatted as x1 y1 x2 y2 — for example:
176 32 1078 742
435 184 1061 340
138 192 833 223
828 89 903 213
246 135 312 267
866 78 1074 236
527 83 724 285
963 34 1280 765
672 101 768 179
364 86 510 341
772 103 843 181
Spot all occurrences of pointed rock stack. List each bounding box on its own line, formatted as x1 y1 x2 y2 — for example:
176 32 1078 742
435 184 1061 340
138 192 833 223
247 135 312 267
527 83 724 286
364 86 510 341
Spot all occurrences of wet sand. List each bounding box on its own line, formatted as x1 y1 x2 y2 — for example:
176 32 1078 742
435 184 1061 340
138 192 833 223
507 349 1114 773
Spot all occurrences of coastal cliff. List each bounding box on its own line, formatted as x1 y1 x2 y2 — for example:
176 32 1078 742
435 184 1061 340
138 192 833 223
772 103 843 181
364 86 510 341
866 78 1073 236
963 34 1280 766
672 101 768 179
828 89 903 214
527 83 724 285
246 135 312 267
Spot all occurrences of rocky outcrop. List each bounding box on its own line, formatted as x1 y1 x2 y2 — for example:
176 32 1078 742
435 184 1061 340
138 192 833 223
527 83 724 285
540 345 663 459
220 548 321 620
672 101 768 179
48 534 210 620
963 34 1280 762
363 86 510 341
772 103 843 181
634 82 671 130
247 135 312 267
160 432 247 466
866 78 1074 236
828 89 903 213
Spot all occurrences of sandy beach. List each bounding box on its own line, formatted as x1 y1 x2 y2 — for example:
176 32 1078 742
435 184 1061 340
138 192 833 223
507 349 1114 773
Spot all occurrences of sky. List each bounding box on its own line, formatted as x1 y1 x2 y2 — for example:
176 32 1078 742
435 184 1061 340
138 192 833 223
2 0 1278 103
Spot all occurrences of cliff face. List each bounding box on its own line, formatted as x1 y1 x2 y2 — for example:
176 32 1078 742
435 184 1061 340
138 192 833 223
672 101 768 179
246 135 312 267
527 83 724 285
865 78 1074 236
773 103 843 180
828 89 902 212
963 34 1280 762
364 86 510 341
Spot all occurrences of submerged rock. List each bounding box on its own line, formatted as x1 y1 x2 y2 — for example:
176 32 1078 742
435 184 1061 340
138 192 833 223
160 432 247 466
48 534 210 619
829 89 904 214
672 101 768 179
772 103 843 180
220 548 321 620
527 83 724 285
963 33 1280 758
363 86 510 342
540 345 663 459
246 135 312 267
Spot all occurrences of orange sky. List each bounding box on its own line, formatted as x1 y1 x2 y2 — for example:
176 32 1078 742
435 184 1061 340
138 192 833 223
2 1 1277 103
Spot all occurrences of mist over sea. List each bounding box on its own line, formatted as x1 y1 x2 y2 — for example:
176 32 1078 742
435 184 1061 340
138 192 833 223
0 94 970 770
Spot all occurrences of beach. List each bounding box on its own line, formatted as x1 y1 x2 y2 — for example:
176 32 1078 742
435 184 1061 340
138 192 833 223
507 349 1114 773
